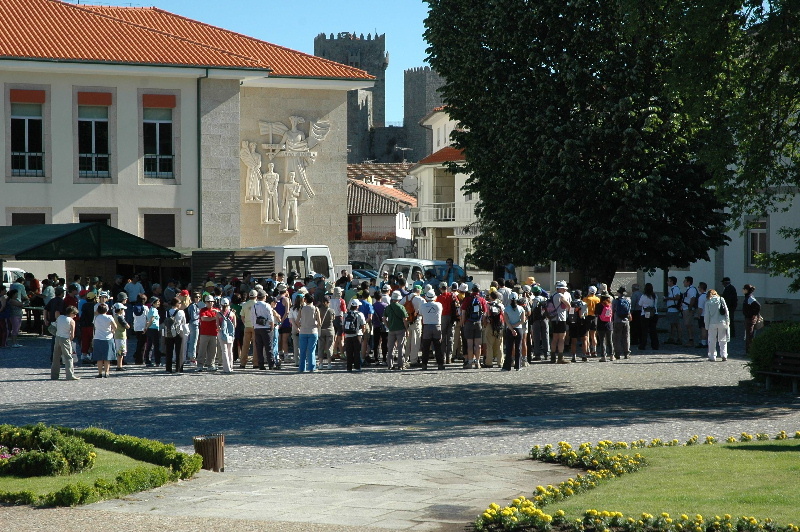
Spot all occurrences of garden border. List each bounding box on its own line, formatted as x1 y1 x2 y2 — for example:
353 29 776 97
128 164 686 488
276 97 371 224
0 424 203 507
475 430 800 532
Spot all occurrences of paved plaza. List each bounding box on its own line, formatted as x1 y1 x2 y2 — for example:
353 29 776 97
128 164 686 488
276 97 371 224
1 331 799 530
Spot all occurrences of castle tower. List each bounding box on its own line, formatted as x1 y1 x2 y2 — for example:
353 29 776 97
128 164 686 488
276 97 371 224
314 32 389 163
404 67 445 161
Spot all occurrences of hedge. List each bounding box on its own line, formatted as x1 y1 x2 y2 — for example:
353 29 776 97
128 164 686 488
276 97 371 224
747 322 800 380
0 425 203 507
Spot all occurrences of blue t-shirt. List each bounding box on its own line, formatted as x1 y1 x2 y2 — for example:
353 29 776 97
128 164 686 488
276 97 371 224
146 306 160 329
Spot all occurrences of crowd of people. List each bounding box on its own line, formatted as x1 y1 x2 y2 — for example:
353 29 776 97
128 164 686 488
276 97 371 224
0 269 765 380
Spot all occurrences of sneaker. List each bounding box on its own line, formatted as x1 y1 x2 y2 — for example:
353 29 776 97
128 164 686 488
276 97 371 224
11 344 23 348
66 376 81 381
207 366 218 372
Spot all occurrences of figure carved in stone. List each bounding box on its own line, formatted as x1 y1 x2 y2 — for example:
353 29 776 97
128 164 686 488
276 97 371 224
258 116 331 200
280 172 302 233
239 141 262 202
261 162 281 224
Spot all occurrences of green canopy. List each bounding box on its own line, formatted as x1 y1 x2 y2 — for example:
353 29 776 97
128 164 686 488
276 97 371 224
0 223 181 260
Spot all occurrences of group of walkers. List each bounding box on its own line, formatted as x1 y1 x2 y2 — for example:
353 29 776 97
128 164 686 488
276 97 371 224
0 268 766 380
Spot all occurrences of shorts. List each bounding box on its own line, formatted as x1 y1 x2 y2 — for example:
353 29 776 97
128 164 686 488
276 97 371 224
551 320 567 334
665 311 680 325
585 315 598 331
114 338 127 355
278 326 292 335
333 316 343 334
463 321 482 339
568 320 586 337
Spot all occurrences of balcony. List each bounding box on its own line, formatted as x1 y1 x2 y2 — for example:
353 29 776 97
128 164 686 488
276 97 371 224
410 202 477 226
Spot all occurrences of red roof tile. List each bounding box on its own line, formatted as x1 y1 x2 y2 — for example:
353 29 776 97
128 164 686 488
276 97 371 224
82 5 373 79
348 178 416 215
0 0 373 80
347 163 414 182
416 146 465 165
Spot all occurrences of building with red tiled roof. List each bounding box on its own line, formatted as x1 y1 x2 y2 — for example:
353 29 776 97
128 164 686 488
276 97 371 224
347 177 414 268
347 162 414 184
1 0 374 269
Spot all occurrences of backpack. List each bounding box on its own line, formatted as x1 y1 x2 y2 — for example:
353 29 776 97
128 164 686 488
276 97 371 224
599 304 613 322
545 295 560 320
488 301 504 332
343 310 359 334
614 297 631 319
162 309 180 338
403 295 417 321
468 296 484 321
567 303 580 324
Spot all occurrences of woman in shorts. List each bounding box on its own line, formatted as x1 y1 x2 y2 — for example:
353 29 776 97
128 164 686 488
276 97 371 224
92 303 117 378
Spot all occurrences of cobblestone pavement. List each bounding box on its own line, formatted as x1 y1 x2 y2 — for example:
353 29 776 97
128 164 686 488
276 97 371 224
1 330 799 530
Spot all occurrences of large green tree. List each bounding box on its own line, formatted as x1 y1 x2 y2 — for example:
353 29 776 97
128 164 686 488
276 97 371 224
425 0 730 282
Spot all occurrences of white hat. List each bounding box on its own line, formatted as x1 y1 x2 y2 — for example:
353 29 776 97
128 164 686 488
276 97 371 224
425 290 436 300
204 295 214 302
391 290 402 301
349 298 361 308
220 297 230 305
112 302 126 310
555 281 568 289
588 286 597 294
458 283 469 292
333 287 342 295
509 292 518 300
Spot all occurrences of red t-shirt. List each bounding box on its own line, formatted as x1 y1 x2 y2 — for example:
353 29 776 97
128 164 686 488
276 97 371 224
199 307 219 336
436 292 458 317
63 295 79 309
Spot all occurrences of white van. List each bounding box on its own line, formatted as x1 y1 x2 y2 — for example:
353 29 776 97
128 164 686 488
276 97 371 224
259 245 334 280
378 258 471 288
2 267 26 286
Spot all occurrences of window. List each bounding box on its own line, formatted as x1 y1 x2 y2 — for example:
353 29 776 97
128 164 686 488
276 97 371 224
11 212 46 225
11 103 44 177
143 108 173 178
143 213 175 247
78 213 111 225
286 256 307 278
747 219 768 268
78 106 109 177
348 215 362 240
310 256 330 277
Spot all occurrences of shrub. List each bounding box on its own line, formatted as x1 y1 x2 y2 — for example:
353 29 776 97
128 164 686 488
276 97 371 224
0 424 96 476
748 322 800 379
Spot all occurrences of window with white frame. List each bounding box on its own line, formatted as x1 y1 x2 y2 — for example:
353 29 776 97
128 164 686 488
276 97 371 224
747 219 768 268
10 102 44 177
143 107 173 178
78 106 109 177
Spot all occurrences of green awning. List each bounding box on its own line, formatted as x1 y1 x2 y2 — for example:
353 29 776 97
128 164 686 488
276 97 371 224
0 223 181 260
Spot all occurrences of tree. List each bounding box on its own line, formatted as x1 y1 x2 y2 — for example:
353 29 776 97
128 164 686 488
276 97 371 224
424 0 729 283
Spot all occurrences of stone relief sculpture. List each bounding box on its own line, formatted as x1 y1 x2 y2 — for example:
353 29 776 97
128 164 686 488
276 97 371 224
280 172 302 233
241 115 332 231
261 162 281 224
239 141 262 202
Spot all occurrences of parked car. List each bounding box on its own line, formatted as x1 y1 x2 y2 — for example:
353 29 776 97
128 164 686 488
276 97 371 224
353 269 378 279
2 267 26 287
378 258 472 289
349 260 374 270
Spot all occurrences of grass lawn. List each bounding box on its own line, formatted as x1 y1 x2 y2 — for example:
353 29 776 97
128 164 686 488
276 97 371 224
0 448 152 496
548 440 800 523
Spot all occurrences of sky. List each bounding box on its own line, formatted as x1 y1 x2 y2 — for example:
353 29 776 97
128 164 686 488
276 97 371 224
108 0 431 124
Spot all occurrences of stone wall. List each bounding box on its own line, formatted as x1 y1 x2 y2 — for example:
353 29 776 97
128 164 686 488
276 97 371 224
404 67 445 161
238 87 349 266
200 78 241 248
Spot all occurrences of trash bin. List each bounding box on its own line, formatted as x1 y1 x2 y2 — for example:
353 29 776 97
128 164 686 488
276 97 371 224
193 433 224 472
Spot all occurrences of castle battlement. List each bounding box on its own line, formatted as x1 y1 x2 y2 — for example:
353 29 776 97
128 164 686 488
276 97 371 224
314 32 386 42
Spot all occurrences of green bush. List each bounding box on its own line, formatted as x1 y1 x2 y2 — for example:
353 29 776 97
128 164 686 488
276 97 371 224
57 426 202 480
0 424 96 476
747 322 800 379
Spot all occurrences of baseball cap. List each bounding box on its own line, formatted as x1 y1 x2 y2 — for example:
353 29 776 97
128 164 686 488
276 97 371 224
391 290 402 301
425 290 436 300
588 286 597 294
509 292 518 300
555 281 567 289
221 297 230 306
381 285 391 292
276 283 287 292
531 286 542 295
521 285 531 293
333 287 342 295
113 302 126 310
412 285 422 292
179 289 190 296
257 290 267 298
248 290 258 298
458 283 469 292
85 291 97 300
205 281 215 288
204 295 214 302
117 292 128 301
349 299 360 308
98 291 110 298
450 282 458 290
150 296 160 304
439 282 448 289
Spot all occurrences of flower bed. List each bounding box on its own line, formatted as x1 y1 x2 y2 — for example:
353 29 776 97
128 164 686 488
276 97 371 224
0 423 96 477
476 431 800 532
0 424 203 507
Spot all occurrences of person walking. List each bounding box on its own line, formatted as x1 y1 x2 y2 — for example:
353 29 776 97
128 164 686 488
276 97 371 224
704 289 730 362
742 284 761 355
51 306 79 380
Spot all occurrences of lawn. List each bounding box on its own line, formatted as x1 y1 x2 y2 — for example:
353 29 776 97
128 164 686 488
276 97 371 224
550 440 800 523
0 448 151 496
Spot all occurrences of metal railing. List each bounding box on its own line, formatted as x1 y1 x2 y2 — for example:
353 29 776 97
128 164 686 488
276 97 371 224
79 153 110 178
11 152 45 177
410 202 477 224
144 154 174 178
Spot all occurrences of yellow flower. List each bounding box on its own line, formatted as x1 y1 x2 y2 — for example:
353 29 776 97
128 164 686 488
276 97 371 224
489 503 500 511
555 510 565 517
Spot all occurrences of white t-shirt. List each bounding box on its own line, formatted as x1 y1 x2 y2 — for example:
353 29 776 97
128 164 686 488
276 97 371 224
93 313 115 340
497 287 513 307
55 314 73 338
697 292 707 317
251 301 275 329
681 285 698 312
667 285 681 313
419 301 443 325
553 291 572 322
